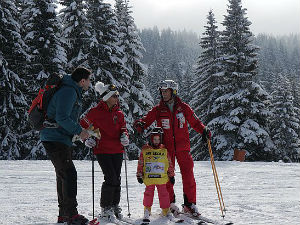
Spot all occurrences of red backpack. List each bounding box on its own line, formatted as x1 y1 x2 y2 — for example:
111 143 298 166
28 73 63 130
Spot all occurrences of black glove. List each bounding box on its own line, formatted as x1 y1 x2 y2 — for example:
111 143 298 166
137 177 143 184
202 127 211 143
169 177 175 185
133 120 145 134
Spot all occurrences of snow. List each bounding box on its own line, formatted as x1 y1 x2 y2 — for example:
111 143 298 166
0 160 299 225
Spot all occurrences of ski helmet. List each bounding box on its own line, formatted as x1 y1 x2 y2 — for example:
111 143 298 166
158 80 178 95
149 127 164 147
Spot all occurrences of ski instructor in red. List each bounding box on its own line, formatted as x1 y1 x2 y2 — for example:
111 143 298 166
134 80 211 217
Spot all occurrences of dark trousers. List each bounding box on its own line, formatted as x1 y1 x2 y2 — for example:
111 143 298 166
42 141 78 217
96 153 123 208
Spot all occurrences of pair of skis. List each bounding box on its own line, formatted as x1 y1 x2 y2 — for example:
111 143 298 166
96 211 233 225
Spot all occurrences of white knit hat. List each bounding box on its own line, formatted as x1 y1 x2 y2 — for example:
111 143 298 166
95 82 119 101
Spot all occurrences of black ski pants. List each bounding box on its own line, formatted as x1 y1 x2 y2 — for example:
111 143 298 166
42 141 78 217
96 153 123 208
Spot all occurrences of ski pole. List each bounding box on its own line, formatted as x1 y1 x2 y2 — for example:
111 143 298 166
90 148 95 219
207 139 226 218
123 148 131 218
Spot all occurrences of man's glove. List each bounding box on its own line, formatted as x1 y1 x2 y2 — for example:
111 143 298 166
169 177 175 185
137 177 143 184
120 133 129 146
202 127 211 143
85 137 97 148
133 120 145 134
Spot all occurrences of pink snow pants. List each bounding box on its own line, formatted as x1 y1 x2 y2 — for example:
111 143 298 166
143 184 170 209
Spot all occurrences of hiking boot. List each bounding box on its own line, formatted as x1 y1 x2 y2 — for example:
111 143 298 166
183 203 201 217
100 207 116 222
68 214 89 225
57 216 68 223
112 205 123 219
170 203 180 216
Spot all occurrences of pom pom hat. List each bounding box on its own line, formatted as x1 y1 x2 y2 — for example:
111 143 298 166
95 82 119 101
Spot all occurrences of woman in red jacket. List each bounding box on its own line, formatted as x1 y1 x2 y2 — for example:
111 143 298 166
80 82 129 222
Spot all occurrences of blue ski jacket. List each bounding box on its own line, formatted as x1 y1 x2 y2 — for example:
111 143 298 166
40 75 83 146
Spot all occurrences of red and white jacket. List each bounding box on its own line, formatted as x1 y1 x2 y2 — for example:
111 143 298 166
138 96 205 154
80 101 128 154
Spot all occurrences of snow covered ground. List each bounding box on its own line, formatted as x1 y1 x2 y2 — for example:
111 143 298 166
0 160 299 225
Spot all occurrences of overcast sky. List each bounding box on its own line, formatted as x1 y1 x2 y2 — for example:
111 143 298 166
104 0 300 36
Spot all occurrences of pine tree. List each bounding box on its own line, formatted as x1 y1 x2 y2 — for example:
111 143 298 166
21 0 67 159
190 10 222 160
23 0 67 88
271 74 300 162
0 0 29 159
59 0 90 72
84 0 128 109
209 0 273 161
115 0 153 158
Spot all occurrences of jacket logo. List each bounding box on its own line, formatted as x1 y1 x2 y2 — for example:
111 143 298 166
113 115 118 124
161 119 170 129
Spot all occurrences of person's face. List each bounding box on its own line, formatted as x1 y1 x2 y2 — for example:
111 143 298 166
80 75 91 91
161 88 172 102
106 92 119 107
152 135 161 146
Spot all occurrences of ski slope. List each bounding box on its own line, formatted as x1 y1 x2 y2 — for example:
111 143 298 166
0 160 299 225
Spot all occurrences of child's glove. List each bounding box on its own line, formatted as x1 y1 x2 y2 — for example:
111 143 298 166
169 176 175 185
137 177 143 184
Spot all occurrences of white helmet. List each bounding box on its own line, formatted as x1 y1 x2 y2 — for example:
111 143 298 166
158 80 178 95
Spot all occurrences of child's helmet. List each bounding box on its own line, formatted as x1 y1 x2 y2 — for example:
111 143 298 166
149 127 164 147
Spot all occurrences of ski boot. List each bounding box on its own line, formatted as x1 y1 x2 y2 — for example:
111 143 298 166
68 214 96 225
112 204 123 219
100 207 117 222
57 216 69 223
163 208 175 219
183 203 201 218
170 203 181 217
141 206 151 225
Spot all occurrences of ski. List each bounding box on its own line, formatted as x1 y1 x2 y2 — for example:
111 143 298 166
167 216 184 223
88 218 100 225
140 218 150 225
117 217 138 225
176 212 233 225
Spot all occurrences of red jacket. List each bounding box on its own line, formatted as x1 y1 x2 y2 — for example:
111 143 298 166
139 96 205 154
80 101 128 154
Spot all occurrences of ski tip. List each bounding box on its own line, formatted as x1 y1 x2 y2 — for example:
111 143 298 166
88 218 99 225
197 221 207 225
225 223 234 225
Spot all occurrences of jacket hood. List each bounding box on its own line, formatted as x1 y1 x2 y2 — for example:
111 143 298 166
62 75 82 96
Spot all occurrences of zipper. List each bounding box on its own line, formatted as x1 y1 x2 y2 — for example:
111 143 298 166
171 103 177 156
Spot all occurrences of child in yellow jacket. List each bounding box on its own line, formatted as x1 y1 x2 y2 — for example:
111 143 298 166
136 127 175 222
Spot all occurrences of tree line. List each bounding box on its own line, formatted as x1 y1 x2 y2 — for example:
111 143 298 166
1 0 299 162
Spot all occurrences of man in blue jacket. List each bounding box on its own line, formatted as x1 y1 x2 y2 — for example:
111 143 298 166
41 67 91 225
